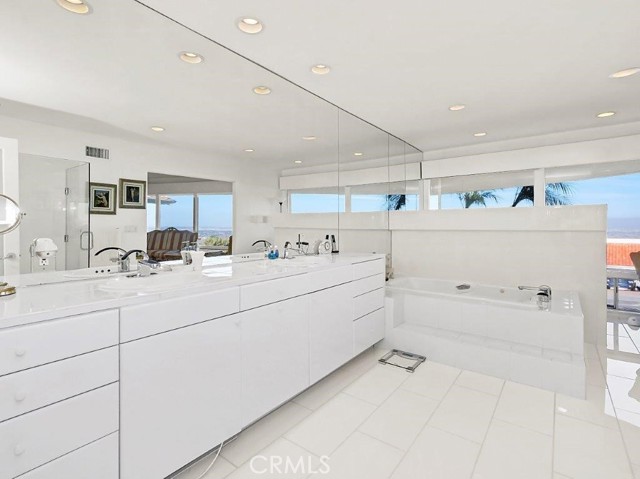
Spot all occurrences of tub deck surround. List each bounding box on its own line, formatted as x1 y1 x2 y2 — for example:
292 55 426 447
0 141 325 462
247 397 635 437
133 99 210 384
383 276 586 398
0 253 385 330
0 254 386 479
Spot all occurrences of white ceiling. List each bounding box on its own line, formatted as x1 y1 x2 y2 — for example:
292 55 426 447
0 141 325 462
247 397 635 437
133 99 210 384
1 0 639 171
142 0 640 152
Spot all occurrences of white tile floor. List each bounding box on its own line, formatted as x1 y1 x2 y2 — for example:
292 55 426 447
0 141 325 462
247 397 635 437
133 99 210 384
175 316 640 479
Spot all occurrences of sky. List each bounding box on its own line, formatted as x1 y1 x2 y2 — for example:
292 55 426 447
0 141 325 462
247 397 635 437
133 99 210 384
147 194 233 231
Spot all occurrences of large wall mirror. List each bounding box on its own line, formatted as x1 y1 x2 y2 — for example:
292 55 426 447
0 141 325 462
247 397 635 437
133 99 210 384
0 0 420 280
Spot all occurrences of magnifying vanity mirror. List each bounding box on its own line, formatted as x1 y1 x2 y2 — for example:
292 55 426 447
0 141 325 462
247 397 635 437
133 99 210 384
0 194 21 236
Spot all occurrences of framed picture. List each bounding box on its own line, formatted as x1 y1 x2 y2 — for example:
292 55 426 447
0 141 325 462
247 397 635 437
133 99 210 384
89 182 117 215
119 178 146 209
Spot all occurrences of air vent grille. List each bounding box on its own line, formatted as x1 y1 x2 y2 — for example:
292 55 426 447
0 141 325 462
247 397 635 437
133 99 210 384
85 146 110 159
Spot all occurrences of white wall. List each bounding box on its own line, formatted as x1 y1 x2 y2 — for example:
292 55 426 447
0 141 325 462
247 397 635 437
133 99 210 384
0 136 19 275
18 155 69 273
0 116 279 265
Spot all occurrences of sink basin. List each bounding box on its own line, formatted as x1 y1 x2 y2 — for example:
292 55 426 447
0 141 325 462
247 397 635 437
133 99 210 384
98 271 205 294
283 256 329 267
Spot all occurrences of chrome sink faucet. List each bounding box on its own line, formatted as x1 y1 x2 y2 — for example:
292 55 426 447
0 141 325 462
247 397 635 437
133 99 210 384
95 247 149 273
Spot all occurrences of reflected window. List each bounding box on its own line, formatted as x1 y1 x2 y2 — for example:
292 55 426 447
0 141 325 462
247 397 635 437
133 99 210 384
290 189 345 213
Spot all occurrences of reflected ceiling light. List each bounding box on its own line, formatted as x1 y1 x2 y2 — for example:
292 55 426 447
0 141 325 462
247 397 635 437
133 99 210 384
473 132 487 137
150 126 165 132
294 160 303 164
244 149 255 152
311 64 331 75
596 111 616 118
56 0 90 14
353 152 363 156
302 136 317 140
448 104 466 111
253 86 271 95
238 17 263 34
179 52 204 64
609 67 640 79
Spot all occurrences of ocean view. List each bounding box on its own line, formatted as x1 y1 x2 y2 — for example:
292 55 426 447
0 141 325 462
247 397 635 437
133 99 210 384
608 218 640 239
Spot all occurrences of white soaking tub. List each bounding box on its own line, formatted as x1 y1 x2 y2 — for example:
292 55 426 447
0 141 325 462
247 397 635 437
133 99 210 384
383 277 586 398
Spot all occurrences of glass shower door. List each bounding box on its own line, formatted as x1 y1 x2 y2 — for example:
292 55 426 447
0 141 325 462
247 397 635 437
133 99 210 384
65 163 90 270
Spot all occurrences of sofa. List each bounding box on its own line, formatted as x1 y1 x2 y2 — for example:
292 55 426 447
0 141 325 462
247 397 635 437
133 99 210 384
147 228 198 261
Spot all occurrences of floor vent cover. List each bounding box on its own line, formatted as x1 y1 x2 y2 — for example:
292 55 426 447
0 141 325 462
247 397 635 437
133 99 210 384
378 349 426 373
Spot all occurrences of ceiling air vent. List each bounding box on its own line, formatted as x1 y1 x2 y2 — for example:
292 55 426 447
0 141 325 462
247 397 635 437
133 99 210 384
85 146 110 159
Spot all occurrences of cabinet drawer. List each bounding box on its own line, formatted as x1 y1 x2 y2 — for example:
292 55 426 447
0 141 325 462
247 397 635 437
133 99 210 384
354 309 385 355
0 310 118 377
0 383 118 479
16 432 118 479
0 347 118 422
353 288 385 320
240 274 309 310
352 258 385 280
120 287 240 341
352 274 385 298
307 265 352 293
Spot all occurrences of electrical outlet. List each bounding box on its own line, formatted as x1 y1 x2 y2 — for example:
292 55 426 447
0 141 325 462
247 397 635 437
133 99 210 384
124 225 137 233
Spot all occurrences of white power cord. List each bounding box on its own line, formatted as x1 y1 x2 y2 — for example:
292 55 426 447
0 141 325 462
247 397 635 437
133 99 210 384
193 440 224 479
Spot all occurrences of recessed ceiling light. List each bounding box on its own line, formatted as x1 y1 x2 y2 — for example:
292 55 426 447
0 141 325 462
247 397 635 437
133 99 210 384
609 67 640 79
56 0 90 14
150 126 165 132
473 132 487 137
244 149 254 152
302 136 317 140
179 52 204 64
311 65 331 75
353 152 363 156
449 104 466 111
596 111 616 118
294 160 303 164
253 86 271 95
238 17 263 34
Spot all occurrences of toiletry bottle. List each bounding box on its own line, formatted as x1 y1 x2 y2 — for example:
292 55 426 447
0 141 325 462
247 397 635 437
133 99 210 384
274 245 279 259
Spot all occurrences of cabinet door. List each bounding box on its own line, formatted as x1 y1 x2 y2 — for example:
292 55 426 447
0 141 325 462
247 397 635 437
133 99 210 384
308 284 354 383
120 315 242 479
241 296 309 425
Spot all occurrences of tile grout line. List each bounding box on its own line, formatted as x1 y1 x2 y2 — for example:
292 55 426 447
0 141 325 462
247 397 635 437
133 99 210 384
598 344 638 478
468 378 506 478
552 389 557 478
385 365 463 479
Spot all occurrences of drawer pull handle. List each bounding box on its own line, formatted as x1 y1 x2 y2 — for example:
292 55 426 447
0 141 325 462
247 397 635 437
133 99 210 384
14 392 27 402
14 444 25 456
14 349 26 357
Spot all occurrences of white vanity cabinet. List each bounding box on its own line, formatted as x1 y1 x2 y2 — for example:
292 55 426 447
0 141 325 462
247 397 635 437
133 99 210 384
240 295 310 425
119 312 242 479
308 283 354 383
0 310 119 479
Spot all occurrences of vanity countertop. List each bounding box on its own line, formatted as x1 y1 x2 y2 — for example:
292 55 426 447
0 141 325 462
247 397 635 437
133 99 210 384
0 253 385 330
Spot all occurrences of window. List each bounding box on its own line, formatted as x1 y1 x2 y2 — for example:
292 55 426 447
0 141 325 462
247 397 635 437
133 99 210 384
289 188 345 213
147 193 233 250
430 171 535 210
198 194 233 248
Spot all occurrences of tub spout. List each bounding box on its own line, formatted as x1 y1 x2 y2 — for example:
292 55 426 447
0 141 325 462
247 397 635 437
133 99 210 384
518 284 552 299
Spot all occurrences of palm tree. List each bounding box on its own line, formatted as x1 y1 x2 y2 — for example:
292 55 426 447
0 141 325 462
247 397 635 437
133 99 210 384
511 182 573 207
385 194 406 211
458 190 500 208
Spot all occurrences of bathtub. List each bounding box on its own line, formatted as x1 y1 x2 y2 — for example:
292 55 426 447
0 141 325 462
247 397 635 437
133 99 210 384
383 276 586 398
